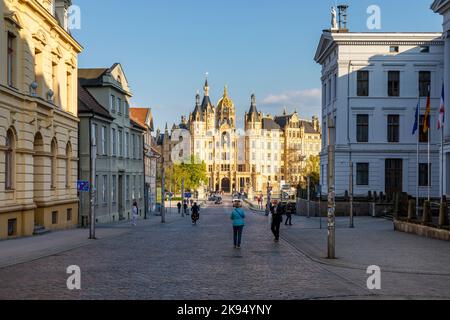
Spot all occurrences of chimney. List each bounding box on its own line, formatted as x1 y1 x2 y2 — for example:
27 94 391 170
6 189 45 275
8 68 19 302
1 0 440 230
55 0 72 31
337 5 349 32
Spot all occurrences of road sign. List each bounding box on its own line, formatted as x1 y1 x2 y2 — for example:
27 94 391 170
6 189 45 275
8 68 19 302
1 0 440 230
77 181 90 192
184 192 192 199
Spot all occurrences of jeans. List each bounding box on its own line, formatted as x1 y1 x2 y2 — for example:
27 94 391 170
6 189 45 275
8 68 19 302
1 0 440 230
271 221 281 240
285 214 292 225
233 226 244 247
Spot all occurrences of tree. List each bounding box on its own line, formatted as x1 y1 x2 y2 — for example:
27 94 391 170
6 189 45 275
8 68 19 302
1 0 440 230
167 156 208 193
302 155 320 187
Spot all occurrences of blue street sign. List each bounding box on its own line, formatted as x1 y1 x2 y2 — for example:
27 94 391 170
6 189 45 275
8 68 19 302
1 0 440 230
184 192 192 199
77 181 90 192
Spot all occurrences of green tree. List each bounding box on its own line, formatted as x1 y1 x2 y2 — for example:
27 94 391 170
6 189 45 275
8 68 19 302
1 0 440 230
302 155 320 187
166 156 208 194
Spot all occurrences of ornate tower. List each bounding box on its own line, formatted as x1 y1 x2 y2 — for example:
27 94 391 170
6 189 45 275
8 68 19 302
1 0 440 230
216 86 236 129
245 94 262 131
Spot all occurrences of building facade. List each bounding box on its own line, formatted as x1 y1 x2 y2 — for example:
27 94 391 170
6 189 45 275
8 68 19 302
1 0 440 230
314 26 445 198
0 0 82 239
130 107 158 217
78 64 145 224
158 80 321 196
432 0 450 197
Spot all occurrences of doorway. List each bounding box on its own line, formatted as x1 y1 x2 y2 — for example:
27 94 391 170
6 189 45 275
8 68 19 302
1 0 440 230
221 178 231 193
385 159 403 195
118 175 124 220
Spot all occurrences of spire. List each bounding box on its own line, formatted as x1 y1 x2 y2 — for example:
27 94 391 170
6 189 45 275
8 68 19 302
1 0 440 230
192 92 204 121
224 85 228 97
247 93 260 122
204 77 209 96
195 92 200 107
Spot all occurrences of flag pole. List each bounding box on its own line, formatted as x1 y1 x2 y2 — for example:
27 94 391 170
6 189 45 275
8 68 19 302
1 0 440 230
416 98 420 218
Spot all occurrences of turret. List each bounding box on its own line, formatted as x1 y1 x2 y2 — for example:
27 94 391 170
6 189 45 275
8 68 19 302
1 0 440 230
245 94 262 130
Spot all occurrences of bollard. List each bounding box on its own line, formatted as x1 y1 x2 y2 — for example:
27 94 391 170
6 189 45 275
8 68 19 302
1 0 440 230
439 201 449 227
407 199 416 221
422 200 432 224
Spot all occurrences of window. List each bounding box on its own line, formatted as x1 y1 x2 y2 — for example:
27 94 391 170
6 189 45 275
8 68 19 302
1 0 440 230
66 143 72 187
125 102 129 117
111 128 116 156
132 176 136 200
67 209 72 222
137 136 141 159
139 176 142 199
8 219 17 237
7 33 16 87
356 163 369 186
117 98 122 114
419 71 431 97
357 71 369 96
388 71 400 97
387 115 400 143
52 62 59 106
5 130 14 190
102 175 107 203
111 95 116 112
118 130 123 157
66 71 72 111
112 175 117 203
51 139 57 188
333 74 337 100
419 115 429 143
125 175 130 200
419 163 431 187
92 123 98 147
125 132 129 158
356 115 369 143
101 126 106 155
389 46 399 53
52 211 58 225
95 175 98 205
420 46 430 53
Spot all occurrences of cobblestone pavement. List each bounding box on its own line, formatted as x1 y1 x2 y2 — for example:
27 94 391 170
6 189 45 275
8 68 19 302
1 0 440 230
0 199 449 300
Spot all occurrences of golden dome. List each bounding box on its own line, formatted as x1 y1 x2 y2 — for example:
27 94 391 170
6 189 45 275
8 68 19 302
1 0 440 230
217 86 234 109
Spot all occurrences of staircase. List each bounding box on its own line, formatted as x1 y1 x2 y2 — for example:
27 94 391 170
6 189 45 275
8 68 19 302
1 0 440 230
33 225 50 236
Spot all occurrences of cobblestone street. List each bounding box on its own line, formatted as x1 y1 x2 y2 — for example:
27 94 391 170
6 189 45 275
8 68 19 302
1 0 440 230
0 199 449 300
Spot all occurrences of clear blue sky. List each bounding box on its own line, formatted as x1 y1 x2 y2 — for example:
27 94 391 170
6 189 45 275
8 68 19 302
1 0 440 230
73 0 443 130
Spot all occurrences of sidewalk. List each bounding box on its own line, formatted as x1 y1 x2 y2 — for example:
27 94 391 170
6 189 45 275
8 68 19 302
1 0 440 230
0 213 182 269
281 215 450 275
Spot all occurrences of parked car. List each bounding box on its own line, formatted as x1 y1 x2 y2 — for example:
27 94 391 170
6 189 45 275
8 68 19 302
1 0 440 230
215 197 223 205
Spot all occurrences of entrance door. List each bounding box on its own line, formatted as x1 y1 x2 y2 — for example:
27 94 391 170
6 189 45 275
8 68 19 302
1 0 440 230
118 175 124 220
385 159 403 194
221 178 231 193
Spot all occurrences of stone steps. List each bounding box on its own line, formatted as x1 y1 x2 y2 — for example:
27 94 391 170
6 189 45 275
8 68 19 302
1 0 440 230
33 225 50 236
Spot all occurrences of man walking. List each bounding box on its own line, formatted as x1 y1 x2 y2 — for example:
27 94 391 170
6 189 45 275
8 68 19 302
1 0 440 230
271 202 284 242
183 201 189 216
177 202 182 214
285 203 293 226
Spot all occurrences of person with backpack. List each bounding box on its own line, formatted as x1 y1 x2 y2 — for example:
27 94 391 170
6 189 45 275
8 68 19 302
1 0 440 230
191 202 200 225
230 200 246 249
131 201 139 226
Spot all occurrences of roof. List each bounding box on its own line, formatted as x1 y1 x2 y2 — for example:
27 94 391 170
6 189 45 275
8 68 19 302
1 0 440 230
78 82 114 120
262 118 281 130
130 108 154 131
274 115 293 128
246 94 260 122
130 118 146 131
300 120 318 134
431 0 450 13
78 63 131 96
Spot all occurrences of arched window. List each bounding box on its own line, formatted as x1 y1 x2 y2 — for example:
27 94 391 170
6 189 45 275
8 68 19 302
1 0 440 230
66 142 72 188
51 139 58 189
5 130 15 190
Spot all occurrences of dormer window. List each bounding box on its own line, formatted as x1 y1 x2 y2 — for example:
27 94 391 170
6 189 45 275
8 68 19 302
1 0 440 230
389 46 399 53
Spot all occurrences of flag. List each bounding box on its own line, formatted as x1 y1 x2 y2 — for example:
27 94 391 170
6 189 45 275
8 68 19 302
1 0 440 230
412 100 420 135
438 83 445 130
423 87 431 134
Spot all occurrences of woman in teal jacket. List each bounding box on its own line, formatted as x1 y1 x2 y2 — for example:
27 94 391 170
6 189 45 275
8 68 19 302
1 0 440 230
231 200 246 249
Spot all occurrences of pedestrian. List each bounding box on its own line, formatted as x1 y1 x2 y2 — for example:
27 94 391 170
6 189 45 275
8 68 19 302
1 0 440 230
131 200 139 226
177 202 182 214
271 202 284 242
183 201 189 216
231 200 245 249
191 202 200 225
285 203 293 226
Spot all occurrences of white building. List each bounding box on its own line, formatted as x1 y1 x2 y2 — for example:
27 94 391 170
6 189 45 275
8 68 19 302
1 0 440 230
432 0 450 197
315 29 445 198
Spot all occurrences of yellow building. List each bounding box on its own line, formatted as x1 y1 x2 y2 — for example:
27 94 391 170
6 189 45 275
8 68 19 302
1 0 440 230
0 0 82 239
158 79 322 197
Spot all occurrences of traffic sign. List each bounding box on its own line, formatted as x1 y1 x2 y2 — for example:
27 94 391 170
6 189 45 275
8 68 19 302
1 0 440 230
184 192 192 199
77 181 90 192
